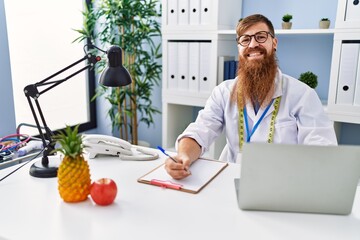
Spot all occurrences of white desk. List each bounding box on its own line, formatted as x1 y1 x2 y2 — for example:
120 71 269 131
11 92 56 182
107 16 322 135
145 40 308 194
0 154 359 240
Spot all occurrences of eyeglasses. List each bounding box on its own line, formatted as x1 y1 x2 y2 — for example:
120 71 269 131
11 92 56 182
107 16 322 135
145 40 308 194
236 31 274 47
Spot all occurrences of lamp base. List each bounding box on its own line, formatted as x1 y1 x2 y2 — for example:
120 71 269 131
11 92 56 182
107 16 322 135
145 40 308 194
29 156 60 178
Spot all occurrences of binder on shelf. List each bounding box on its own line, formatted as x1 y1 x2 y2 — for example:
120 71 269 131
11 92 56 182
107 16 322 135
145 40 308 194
354 52 360 106
345 0 360 22
189 42 200 91
200 0 211 25
178 42 189 90
217 56 234 84
137 158 228 194
167 41 178 89
167 0 178 25
189 0 200 25
229 60 237 79
199 42 212 92
178 0 189 25
336 43 360 105
224 60 230 80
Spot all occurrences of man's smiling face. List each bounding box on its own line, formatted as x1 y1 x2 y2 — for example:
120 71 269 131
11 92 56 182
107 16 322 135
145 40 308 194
237 22 277 61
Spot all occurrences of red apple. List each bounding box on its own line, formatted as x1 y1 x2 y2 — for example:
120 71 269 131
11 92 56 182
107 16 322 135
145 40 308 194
90 178 117 206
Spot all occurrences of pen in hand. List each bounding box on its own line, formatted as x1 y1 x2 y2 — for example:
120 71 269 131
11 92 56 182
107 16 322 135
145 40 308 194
157 146 190 174
157 146 178 163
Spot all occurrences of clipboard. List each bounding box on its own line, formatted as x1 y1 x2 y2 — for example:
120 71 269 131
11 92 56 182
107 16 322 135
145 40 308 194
137 158 228 194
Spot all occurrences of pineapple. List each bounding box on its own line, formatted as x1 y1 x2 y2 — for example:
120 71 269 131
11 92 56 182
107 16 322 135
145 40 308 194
54 125 91 203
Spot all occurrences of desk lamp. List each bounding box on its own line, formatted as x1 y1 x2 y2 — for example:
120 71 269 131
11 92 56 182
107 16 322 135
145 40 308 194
24 45 132 178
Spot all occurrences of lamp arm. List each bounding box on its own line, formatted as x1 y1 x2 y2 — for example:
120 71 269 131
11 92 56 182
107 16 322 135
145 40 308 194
25 95 52 165
38 64 92 96
37 55 88 85
23 52 101 168
35 53 99 89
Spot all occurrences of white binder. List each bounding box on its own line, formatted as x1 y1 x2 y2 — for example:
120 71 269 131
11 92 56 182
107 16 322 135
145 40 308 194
167 0 178 25
354 50 360 106
345 0 360 22
178 42 189 90
199 42 211 93
200 0 211 25
167 41 178 89
189 42 200 92
189 0 200 25
178 0 189 25
336 43 360 105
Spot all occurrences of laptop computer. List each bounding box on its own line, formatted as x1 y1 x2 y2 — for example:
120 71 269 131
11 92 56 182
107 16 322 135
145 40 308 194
235 143 360 215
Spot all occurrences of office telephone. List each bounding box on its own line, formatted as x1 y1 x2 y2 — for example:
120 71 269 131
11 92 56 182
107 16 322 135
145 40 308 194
82 134 159 161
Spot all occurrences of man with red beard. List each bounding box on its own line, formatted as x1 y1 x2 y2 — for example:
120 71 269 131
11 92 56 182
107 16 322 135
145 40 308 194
165 14 337 180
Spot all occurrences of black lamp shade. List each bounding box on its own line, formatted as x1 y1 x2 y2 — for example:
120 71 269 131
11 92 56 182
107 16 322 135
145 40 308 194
99 46 132 87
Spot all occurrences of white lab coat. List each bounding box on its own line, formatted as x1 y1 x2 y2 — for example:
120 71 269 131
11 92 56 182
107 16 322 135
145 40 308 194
176 69 338 162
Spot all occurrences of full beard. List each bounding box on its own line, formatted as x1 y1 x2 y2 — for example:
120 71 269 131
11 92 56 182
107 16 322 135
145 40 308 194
232 47 278 109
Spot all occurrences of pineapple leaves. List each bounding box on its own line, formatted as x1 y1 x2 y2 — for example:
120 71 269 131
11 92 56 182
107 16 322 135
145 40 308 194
53 125 84 159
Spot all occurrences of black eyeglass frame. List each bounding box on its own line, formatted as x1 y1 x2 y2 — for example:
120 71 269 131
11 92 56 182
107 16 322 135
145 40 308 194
236 31 275 47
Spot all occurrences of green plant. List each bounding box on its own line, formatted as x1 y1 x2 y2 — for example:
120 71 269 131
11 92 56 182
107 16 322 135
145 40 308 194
74 0 162 145
299 71 318 88
282 14 293 22
321 18 329 21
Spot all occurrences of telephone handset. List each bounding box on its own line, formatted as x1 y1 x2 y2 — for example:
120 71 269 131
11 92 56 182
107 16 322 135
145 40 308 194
82 134 159 161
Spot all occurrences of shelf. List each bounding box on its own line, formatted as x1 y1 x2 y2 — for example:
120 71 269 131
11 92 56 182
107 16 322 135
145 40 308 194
162 90 209 107
218 28 336 35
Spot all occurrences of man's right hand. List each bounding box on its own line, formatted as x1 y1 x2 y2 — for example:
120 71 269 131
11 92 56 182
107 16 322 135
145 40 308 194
164 137 201 180
164 155 192 180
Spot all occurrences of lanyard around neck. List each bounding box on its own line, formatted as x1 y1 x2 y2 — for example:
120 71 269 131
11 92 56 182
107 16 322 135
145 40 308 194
244 98 274 142
238 96 281 150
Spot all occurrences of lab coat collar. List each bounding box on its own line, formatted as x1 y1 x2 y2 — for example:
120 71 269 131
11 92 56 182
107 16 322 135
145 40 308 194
273 68 283 99
245 68 283 121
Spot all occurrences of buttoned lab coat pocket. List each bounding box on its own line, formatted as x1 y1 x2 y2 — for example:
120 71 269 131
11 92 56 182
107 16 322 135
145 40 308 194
273 121 298 143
